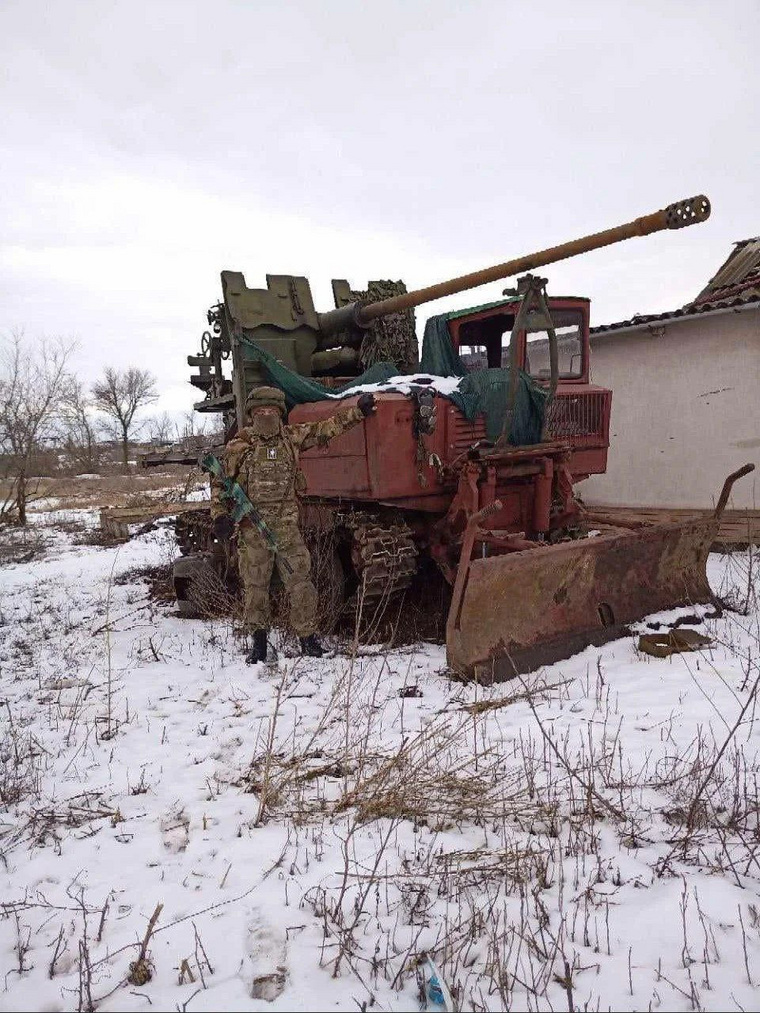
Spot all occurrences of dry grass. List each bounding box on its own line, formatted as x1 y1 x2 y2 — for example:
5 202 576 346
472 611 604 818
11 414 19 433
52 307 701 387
0 466 197 513
2 499 759 1010
217 553 760 1011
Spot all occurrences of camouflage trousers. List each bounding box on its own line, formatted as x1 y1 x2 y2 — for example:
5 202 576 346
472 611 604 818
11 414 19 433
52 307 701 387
236 506 317 637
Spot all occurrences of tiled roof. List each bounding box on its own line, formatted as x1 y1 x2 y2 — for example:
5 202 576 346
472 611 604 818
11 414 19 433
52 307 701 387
590 294 759 335
591 238 760 336
691 237 760 308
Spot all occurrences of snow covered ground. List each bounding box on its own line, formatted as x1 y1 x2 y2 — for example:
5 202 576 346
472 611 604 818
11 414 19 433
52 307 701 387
0 510 759 1012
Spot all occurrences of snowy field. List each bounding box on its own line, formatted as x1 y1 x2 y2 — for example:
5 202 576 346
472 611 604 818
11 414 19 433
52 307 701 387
0 506 759 1012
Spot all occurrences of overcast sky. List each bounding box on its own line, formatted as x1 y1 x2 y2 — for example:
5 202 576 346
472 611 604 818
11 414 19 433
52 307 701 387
2 0 758 418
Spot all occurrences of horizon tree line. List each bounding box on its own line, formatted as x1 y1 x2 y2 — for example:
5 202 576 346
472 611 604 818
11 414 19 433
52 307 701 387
0 330 211 525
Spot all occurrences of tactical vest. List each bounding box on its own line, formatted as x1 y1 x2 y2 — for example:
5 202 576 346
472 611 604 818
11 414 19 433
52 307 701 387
234 432 305 505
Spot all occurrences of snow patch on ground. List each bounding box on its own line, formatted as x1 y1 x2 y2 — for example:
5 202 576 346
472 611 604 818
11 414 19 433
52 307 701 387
0 518 759 1011
185 486 210 502
27 496 62 511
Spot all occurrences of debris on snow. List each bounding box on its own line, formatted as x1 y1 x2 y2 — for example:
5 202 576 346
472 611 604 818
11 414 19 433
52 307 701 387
0 508 759 1012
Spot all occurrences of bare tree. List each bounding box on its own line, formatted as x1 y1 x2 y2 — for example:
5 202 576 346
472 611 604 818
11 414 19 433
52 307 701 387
175 409 215 444
61 376 100 473
177 410 203 441
147 412 175 446
91 367 158 471
0 331 75 525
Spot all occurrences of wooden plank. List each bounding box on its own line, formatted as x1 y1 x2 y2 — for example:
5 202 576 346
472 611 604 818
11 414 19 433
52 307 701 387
586 507 760 547
99 502 207 541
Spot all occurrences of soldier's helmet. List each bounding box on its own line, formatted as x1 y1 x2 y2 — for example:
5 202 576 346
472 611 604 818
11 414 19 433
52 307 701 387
245 386 287 416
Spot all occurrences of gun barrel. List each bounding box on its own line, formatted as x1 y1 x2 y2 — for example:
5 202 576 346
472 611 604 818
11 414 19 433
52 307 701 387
353 194 710 324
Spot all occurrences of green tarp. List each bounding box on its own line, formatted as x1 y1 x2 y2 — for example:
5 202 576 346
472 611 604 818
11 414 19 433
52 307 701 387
420 313 547 444
448 369 547 443
239 336 398 408
241 315 547 446
419 315 468 378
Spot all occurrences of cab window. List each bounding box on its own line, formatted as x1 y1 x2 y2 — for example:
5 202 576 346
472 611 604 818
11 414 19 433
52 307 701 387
524 308 584 380
458 313 515 370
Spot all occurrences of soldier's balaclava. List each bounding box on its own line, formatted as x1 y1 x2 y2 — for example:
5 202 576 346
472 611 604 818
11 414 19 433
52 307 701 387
249 407 281 438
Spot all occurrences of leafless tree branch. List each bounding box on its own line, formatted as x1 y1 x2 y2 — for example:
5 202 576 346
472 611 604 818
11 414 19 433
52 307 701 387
91 367 158 471
0 329 76 524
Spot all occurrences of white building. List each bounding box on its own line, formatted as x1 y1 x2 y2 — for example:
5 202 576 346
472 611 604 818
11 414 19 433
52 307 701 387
581 238 760 510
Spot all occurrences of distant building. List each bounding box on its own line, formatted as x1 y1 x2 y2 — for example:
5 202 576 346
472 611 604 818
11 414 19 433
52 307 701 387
581 238 760 509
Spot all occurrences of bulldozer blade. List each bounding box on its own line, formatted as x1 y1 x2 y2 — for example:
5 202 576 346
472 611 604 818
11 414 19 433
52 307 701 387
446 516 721 683
446 464 755 683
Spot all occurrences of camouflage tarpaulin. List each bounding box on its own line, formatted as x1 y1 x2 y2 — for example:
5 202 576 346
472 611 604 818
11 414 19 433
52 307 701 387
420 314 468 378
448 369 547 444
421 312 547 444
242 326 546 446
240 336 398 408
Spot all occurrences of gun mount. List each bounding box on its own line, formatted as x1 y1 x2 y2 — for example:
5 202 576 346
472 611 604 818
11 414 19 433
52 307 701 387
189 194 710 435
169 192 739 682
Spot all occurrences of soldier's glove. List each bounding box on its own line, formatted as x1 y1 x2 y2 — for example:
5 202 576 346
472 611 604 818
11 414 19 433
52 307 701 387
357 393 376 417
213 515 234 542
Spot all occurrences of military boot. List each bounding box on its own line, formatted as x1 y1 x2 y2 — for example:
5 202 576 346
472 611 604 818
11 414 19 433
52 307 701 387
300 634 324 658
246 629 268 665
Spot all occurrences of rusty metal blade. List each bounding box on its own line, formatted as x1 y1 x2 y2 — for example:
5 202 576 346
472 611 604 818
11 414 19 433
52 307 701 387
446 517 718 683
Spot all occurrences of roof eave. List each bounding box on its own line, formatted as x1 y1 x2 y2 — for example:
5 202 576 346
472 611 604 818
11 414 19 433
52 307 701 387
590 298 760 340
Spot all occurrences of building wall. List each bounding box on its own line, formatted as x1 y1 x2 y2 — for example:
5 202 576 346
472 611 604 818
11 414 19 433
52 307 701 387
580 308 760 509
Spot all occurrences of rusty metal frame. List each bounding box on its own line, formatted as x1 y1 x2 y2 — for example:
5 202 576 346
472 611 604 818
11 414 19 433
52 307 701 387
498 274 559 447
446 464 755 683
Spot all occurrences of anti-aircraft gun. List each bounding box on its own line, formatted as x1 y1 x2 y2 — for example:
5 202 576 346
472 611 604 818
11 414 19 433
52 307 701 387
189 194 710 432
171 194 754 680
191 275 418 439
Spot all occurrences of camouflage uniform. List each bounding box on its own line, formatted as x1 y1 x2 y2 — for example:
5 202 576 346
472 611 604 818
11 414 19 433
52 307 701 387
211 394 364 636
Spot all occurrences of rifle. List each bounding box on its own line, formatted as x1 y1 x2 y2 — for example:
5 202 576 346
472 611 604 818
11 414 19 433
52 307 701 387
200 453 293 575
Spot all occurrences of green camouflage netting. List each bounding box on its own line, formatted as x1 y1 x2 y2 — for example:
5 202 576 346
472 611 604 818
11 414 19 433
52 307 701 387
352 279 418 372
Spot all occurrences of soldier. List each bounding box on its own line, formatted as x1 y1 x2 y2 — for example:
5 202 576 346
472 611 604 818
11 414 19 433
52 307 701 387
211 385 376 664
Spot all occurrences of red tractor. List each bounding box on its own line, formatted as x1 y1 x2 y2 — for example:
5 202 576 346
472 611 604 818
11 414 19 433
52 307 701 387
169 194 752 679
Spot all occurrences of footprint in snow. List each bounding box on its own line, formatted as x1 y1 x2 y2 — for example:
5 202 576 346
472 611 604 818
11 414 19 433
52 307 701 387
246 909 288 1001
160 807 190 853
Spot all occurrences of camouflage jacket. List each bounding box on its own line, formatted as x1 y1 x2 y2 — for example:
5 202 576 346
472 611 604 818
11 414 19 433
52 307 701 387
211 406 364 517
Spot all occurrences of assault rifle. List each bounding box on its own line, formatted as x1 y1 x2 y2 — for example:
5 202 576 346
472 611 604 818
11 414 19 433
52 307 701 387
200 453 293 575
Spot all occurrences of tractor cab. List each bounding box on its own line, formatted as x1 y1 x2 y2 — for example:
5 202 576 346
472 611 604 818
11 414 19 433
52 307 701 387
447 295 591 386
